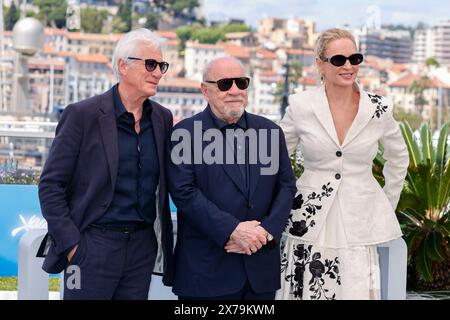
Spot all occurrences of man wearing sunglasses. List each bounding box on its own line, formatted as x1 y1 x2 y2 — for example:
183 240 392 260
168 57 296 300
38 28 174 299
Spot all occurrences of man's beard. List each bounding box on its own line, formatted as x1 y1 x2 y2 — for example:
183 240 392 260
224 105 245 119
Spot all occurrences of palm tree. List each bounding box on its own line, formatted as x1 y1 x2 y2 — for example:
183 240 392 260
425 57 440 69
374 121 450 290
408 77 429 118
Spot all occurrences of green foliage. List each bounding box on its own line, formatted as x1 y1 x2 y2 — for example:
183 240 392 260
153 0 199 19
144 13 159 30
375 121 450 286
111 16 129 33
33 0 67 28
221 23 251 33
290 147 304 179
4 2 20 31
80 7 108 34
176 25 199 43
170 0 198 17
274 62 303 103
0 277 60 291
176 24 200 53
175 23 252 46
117 0 132 32
425 57 440 68
0 169 40 185
191 27 225 44
409 77 429 115
394 106 422 131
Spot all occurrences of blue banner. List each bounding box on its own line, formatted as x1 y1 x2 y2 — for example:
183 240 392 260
0 184 177 276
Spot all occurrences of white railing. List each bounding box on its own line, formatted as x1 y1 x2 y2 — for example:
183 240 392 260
0 121 57 139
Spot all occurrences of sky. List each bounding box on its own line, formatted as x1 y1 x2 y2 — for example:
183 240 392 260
203 0 449 31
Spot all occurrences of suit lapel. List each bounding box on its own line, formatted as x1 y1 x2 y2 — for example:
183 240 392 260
150 102 167 209
311 86 340 147
341 85 376 148
246 113 262 201
98 88 119 194
200 108 248 199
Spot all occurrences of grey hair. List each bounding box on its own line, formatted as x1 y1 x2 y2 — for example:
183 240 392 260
202 56 245 81
112 28 167 81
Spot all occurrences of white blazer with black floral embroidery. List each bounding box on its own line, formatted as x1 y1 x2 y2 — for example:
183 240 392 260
280 84 409 245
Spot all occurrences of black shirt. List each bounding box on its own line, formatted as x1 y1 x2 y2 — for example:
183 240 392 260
207 105 249 193
95 84 159 227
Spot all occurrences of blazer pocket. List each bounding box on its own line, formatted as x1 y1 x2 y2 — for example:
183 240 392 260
68 233 88 267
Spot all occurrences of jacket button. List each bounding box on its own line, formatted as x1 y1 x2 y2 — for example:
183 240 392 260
248 203 254 209
336 151 342 157
335 173 341 180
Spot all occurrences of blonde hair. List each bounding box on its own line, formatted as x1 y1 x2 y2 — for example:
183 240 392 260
314 28 357 59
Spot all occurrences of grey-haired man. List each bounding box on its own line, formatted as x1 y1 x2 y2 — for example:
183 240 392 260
38 28 174 299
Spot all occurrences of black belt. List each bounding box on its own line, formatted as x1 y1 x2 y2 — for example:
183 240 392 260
90 223 151 233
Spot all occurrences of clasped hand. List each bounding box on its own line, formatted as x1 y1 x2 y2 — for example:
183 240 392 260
224 220 268 255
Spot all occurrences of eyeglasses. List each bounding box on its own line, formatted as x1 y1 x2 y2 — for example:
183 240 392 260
127 57 169 74
320 53 364 67
205 77 250 91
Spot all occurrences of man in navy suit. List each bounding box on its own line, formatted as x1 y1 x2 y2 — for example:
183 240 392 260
168 57 296 300
38 28 174 299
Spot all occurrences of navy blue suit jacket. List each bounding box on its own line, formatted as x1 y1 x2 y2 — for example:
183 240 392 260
38 87 175 285
168 107 296 297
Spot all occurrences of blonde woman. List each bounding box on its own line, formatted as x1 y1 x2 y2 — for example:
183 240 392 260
277 28 409 300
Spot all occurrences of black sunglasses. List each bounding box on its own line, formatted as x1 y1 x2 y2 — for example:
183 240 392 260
205 77 250 91
320 53 364 67
127 57 169 74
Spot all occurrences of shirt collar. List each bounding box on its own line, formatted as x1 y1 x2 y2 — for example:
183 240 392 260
113 83 153 120
206 105 247 130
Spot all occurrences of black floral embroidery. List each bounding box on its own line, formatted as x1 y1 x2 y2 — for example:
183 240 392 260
288 183 333 237
368 93 388 119
284 244 341 300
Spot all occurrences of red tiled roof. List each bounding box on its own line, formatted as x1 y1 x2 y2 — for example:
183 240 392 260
159 77 201 89
223 44 250 59
286 48 314 56
298 77 318 86
158 31 177 40
28 57 65 70
258 71 278 77
44 45 73 57
256 48 277 60
225 32 252 39
74 54 110 64
392 63 408 73
67 32 123 42
186 41 224 50
44 28 67 36
390 73 450 89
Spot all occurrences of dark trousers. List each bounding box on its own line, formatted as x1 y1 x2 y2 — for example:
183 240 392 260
63 225 157 300
178 281 276 300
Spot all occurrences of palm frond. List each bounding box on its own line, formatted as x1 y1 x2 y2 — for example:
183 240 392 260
400 121 422 167
420 122 435 164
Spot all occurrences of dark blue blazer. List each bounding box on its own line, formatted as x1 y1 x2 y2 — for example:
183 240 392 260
168 107 296 297
38 87 175 285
